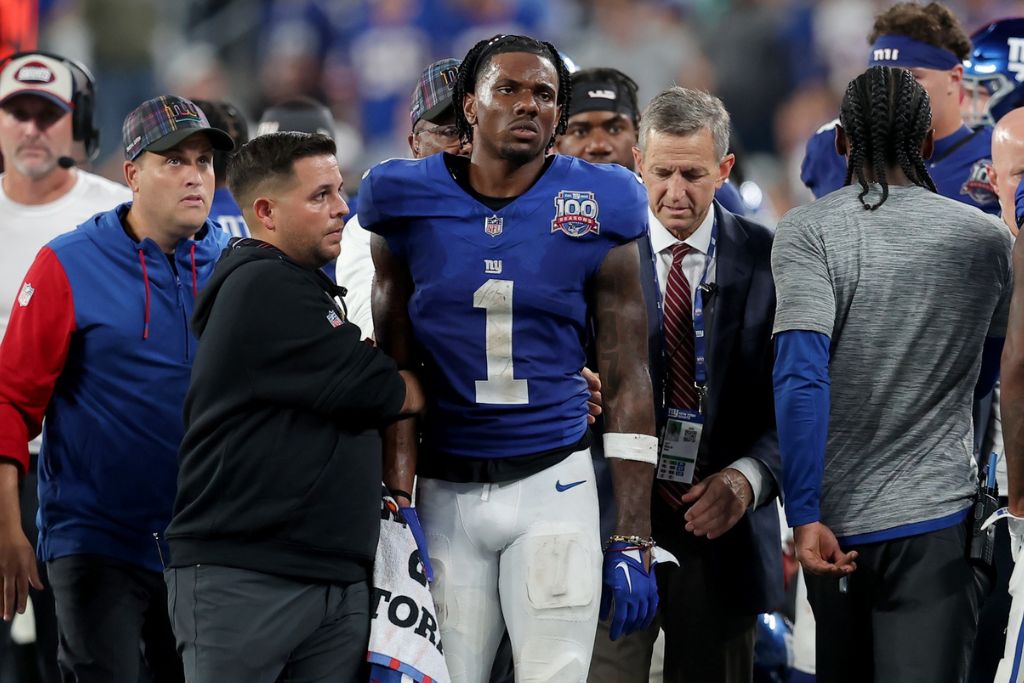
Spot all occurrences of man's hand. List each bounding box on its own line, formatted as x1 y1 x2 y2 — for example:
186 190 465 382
583 367 602 425
0 524 41 622
793 521 858 577
680 468 753 539
600 541 658 640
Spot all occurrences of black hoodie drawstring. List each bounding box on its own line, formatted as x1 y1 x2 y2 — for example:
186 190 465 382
137 249 151 340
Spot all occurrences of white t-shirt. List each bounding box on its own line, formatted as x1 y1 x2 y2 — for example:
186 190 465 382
0 170 132 335
336 214 375 339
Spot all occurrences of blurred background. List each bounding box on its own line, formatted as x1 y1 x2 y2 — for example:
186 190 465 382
5 0 1024 219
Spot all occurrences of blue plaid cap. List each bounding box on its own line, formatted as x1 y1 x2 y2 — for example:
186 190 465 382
410 58 460 128
123 95 234 161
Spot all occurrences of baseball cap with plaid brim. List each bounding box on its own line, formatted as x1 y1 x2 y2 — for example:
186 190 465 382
410 58 461 129
123 95 234 161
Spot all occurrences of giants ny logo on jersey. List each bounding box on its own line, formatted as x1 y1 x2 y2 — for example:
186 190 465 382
1009 37 1024 81
551 191 600 237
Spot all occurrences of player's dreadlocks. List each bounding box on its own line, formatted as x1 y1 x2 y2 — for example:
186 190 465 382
840 66 937 210
453 34 571 149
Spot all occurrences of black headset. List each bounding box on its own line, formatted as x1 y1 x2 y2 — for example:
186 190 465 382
0 50 99 160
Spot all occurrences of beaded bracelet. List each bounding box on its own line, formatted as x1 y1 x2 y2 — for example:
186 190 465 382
606 534 656 551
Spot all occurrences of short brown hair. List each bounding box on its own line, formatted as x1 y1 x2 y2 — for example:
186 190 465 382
227 132 336 208
868 2 971 61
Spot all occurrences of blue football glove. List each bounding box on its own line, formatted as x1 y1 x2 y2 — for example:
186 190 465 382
599 541 659 641
399 506 434 583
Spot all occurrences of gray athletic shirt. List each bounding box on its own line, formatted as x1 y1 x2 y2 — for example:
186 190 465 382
772 184 1013 538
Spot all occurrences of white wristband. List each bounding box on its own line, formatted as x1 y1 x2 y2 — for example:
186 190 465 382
603 433 659 465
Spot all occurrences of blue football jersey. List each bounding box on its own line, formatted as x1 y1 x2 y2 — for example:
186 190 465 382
715 181 747 216
800 122 999 215
210 187 250 238
360 153 648 460
799 120 847 200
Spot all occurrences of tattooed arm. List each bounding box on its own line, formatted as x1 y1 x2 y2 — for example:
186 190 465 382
594 240 658 538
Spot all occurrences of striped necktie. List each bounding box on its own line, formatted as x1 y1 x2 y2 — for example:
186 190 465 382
657 242 697 509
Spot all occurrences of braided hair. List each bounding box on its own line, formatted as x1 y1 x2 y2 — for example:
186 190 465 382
839 66 937 210
452 34 572 149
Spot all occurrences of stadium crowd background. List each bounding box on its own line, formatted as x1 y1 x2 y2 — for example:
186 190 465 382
0 0 1022 682
13 0 1021 218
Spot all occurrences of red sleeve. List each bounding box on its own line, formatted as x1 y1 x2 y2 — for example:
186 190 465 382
0 247 75 475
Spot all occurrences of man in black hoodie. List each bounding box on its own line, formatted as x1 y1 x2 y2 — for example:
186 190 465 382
164 132 424 682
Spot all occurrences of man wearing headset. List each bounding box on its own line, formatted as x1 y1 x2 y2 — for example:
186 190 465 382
0 51 129 682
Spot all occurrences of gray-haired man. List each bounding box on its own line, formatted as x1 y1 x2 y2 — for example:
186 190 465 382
588 86 783 683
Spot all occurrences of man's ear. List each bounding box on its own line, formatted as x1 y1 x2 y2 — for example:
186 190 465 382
252 197 276 232
921 128 935 161
989 163 1000 195
632 146 643 177
124 160 140 192
464 93 477 127
408 132 419 157
834 124 848 158
716 153 736 188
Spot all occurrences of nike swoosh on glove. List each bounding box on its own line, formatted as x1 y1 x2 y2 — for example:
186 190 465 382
983 507 1024 562
600 541 659 641
399 506 434 583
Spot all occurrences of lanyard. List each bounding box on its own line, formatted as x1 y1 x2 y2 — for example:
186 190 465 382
692 217 717 390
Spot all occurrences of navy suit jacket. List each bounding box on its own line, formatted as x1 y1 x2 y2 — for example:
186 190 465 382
641 201 784 616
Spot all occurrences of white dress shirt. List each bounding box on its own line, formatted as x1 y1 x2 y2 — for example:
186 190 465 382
647 207 773 507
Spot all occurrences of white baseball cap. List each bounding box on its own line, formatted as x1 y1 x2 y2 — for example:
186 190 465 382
0 53 75 111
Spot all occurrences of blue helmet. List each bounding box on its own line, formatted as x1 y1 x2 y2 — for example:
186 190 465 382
963 18 1024 125
559 51 581 75
753 612 793 683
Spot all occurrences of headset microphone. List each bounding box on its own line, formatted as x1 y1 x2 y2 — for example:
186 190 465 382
57 156 76 169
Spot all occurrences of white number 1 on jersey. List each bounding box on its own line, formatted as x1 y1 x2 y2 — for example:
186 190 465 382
473 279 529 404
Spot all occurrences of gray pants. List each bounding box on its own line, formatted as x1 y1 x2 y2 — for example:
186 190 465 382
165 564 369 683
805 522 980 683
588 556 756 683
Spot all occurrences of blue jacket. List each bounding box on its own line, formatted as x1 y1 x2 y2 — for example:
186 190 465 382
0 203 228 572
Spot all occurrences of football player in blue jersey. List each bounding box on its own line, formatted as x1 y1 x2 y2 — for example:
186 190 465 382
963 18 1024 129
361 34 659 682
800 2 999 215
192 99 249 238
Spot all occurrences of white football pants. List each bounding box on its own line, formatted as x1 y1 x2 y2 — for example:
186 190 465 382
997 527 1024 682
417 449 602 683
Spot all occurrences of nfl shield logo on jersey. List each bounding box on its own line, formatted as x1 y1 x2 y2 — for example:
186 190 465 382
551 190 600 237
17 283 34 307
484 215 503 237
